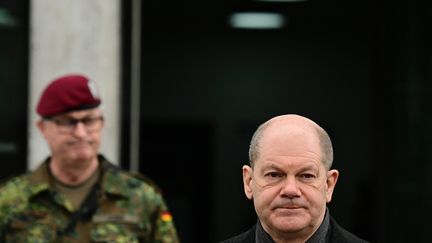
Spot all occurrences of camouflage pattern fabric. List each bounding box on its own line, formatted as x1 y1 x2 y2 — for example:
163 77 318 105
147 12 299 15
0 155 180 243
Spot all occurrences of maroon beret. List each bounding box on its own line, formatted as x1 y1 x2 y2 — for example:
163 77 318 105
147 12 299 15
36 74 101 117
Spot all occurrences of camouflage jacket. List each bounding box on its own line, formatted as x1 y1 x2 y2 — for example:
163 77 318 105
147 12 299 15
0 155 180 243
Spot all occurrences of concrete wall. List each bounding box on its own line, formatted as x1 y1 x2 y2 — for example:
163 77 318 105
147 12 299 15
28 0 121 169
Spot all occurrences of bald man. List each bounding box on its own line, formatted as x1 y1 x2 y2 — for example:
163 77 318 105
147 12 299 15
221 114 368 243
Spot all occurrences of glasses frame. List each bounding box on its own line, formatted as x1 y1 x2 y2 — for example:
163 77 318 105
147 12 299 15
44 116 104 134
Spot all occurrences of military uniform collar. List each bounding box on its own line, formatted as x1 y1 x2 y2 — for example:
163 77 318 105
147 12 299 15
26 158 53 198
98 155 132 198
26 155 131 199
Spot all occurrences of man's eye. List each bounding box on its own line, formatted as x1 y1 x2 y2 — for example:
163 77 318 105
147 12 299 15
82 118 94 125
83 117 102 125
266 172 283 178
300 173 316 179
57 120 76 126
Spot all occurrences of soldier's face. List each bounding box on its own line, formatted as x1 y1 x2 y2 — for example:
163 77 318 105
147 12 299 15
242 120 338 240
37 108 104 165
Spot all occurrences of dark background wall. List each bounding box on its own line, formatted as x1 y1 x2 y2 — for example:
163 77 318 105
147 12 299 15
125 0 376 242
120 0 432 242
0 1 28 181
371 1 432 241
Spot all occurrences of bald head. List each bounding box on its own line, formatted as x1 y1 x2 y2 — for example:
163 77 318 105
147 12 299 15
248 114 334 170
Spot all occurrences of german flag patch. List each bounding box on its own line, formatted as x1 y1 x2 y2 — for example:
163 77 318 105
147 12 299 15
161 211 173 222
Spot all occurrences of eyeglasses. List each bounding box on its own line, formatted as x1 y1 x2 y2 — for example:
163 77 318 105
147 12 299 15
45 116 104 133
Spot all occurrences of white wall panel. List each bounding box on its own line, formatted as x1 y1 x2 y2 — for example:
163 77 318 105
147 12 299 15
28 0 121 169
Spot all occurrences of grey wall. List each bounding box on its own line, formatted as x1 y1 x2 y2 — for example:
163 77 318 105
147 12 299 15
29 0 121 169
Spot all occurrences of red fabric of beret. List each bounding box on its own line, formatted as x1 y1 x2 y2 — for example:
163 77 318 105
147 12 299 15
36 74 101 117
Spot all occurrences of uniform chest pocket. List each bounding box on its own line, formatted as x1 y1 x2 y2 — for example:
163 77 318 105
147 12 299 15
90 214 148 243
6 213 57 242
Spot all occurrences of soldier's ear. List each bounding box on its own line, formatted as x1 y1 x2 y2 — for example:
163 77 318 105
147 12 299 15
37 119 48 138
243 165 253 200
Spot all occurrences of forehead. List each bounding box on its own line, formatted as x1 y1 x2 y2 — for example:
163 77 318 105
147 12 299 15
259 158 321 173
52 108 102 119
256 122 323 166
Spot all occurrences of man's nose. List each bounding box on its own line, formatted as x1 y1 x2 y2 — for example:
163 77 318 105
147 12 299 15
280 176 301 198
72 121 88 136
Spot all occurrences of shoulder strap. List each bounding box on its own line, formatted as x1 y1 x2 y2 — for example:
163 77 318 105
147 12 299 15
57 182 101 236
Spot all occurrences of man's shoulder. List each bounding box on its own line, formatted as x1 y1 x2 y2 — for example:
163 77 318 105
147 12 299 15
220 224 256 243
100 158 164 198
0 174 34 220
0 161 53 209
329 217 369 243
113 168 162 193
0 174 31 200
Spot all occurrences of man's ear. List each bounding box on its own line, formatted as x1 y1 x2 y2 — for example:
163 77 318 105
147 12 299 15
326 169 339 203
37 119 51 140
37 119 46 134
243 165 253 200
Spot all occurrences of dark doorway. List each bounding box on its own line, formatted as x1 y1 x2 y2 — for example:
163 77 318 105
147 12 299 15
139 121 214 243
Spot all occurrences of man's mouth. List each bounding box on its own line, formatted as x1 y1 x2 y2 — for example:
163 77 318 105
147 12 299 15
70 141 90 147
273 206 305 216
273 203 306 210
282 206 302 209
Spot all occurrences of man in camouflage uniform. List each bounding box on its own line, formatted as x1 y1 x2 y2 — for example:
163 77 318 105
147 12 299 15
0 74 180 242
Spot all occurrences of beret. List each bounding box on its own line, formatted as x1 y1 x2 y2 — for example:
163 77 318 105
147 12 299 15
36 74 101 117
